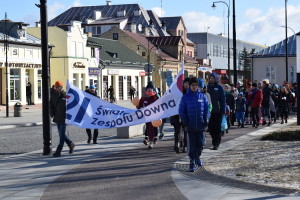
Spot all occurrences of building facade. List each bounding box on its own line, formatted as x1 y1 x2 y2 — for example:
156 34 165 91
0 20 44 106
187 32 266 82
251 34 297 84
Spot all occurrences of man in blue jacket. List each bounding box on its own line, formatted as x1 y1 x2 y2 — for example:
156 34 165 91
207 73 226 150
179 77 209 172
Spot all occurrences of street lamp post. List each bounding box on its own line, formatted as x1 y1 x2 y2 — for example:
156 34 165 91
232 0 237 86
0 13 23 118
285 0 288 82
36 0 52 155
212 1 230 80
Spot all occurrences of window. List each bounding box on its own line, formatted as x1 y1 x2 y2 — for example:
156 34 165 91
265 66 276 83
12 49 18 55
71 42 76 57
290 66 296 83
91 47 95 57
77 42 83 57
10 69 21 100
113 33 118 40
142 52 146 57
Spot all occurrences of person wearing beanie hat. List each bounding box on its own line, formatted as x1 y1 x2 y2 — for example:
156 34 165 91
85 85 99 144
207 73 226 150
50 81 75 157
235 92 247 128
179 76 209 172
137 81 159 149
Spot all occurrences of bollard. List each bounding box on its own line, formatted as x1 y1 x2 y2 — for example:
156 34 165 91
14 102 22 117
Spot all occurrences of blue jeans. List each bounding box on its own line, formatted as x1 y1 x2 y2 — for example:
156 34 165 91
57 123 72 149
187 131 205 161
236 111 245 124
262 106 271 121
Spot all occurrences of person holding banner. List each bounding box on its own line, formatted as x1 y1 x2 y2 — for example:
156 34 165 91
50 81 75 157
85 85 99 144
138 81 159 149
179 77 209 172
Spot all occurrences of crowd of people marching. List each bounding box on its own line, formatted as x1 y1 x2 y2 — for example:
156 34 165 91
173 73 297 172
49 74 297 173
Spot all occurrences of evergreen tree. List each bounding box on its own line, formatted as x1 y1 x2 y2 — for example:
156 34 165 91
239 47 255 82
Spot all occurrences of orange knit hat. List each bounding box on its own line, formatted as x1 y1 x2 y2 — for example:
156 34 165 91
55 81 63 87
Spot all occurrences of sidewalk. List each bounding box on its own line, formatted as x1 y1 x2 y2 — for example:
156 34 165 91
0 103 299 199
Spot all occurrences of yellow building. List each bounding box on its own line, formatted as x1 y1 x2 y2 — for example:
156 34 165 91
28 21 91 90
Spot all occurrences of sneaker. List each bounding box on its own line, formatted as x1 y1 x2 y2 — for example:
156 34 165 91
267 122 271 126
69 143 75 154
93 141 97 144
195 159 203 167
53 152 61 157
189 161 195 172
285 119 288 123
148 142 153 149
159 132 164 139
212 146 218 150
241 123 244 128
87 139 91 144
281 121 284 124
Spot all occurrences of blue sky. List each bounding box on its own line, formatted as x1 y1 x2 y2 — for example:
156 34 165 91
1 0 300 46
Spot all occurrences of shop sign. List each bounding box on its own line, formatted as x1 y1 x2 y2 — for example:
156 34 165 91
198 67 212 71
73 62 85 68
89 68 100 75
0 62 42 68
108 69 120 75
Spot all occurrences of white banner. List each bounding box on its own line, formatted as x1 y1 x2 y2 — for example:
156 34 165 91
66 64 185 129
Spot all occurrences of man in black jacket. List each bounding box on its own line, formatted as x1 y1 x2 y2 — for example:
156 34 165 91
262 80 272 126
85 85 99 144
50 81 75 157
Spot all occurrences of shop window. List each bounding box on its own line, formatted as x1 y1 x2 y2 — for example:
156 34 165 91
38 70 42 99
10 69 21 101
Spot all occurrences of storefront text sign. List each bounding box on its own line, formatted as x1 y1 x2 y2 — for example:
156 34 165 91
0 62 42 68
73 62 85 68
89 68 100 75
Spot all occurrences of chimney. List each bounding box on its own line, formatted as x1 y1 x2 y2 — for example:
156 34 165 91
106 1 112 6
35 21 40 27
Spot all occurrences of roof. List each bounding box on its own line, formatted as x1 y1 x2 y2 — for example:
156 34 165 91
87 37 148 66
160 17 182 30
122 30 178 62
252 32 299 58
48 4 169 37
0 32 45 47
147 36 182 46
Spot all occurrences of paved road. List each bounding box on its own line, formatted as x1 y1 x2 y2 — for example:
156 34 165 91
40 123 265 200
0 125 117 158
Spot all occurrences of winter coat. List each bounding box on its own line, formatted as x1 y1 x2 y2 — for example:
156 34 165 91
225 92 235 110
207 73 226 114
179 89 209 132
50 90 67 124
262 85 272 107
235 97 247 112
271 89 279 107
250 88 263 108
278 92 290 113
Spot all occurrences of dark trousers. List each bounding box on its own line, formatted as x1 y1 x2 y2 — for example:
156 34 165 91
187 131 205 161
173 123 182 147
251 107 260 125
86 129 99 142
208 113 223 147
57 123 72 149
27 96 31 105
